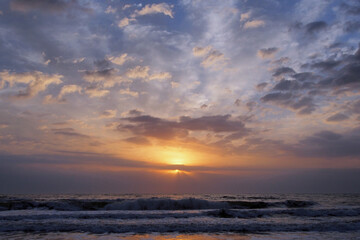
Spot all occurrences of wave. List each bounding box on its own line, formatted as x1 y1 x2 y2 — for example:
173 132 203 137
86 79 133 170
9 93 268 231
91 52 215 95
207 207 360 218
0 218 359 233
0 198 316 211
1 207 359 221
0 197 316 211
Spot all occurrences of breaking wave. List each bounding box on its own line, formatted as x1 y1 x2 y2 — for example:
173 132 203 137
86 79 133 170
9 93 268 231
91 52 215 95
0 197 316 211
1 194 360 234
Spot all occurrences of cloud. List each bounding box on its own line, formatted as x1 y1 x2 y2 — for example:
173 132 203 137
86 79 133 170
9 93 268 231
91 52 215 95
272 67 296 77
344 21 360 33
257 47 279 59
305 21 328 34
118 114 249 141
105 6 116 14
118 17 135 28
10 0 91 13
350 99 360 114
340 2 360 15
200 104 208 109
51 128 90 138
311 60 340 70
58 85 82 99
240 11 251 22
107 54 131 66
148 72 172 81
124 136 151 145
261 93 316 115
119 88 139 97
134 3 174 18
0 70 63 99
297 44 360 92
83 68 124 88
100 109 117 119
117 3 173 29
326 113 349 122
261 92 292 102
125 66 149 79
0 124 9 129
201 51 227 69
244 20 265 29
193 46 227 69
122 109 143 117
256 82 268 91
291 129 360 158
234 99 241 107
193 46 213 57
272 80 300 91
171 81 179 88
43 84 81 104
123 4 132 10
84 88 109 98
292 72 314 82
256 44 360 117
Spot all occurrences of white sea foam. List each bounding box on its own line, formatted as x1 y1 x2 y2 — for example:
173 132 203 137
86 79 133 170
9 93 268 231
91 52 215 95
0 194 359 234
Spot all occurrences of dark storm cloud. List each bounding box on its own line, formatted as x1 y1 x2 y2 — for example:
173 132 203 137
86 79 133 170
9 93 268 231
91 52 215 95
344 21 360 33
260 44 360 115
332 62 360 87
272 67 296 77
305 21 328 34
292 72 314 82
10 0 92 13
292 129 360 158
118 114 249 140
261 93 315 115
311 60 341 70
326 113 349 122
340 2 360 15
273 79 300 91
94 59 112 69
84 68 116 78
291 97 316 115
307 44 360 90
261 92 292 102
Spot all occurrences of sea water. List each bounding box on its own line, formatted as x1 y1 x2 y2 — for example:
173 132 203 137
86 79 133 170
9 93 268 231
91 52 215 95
0 194 360 239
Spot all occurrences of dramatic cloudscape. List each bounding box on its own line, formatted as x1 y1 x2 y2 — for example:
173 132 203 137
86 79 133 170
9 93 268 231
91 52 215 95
0 0 359 193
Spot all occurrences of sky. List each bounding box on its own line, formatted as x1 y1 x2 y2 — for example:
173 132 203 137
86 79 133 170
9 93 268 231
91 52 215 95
0 0 360 194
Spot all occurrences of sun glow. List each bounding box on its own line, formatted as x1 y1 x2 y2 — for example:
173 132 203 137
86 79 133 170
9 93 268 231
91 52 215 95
157 147 195 165
166 169 190 175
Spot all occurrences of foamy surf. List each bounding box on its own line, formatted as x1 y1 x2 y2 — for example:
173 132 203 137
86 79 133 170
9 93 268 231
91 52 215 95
0 194 359 236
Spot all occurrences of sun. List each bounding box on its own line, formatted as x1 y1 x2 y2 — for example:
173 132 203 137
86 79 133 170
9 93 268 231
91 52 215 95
168 169 183 175
163 169 189 175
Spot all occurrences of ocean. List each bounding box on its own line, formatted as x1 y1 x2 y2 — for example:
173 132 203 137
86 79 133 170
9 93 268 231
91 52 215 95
0 194 360 239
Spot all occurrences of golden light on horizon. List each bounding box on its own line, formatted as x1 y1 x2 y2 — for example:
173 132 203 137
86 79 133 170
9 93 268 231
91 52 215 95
162 169 191 175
